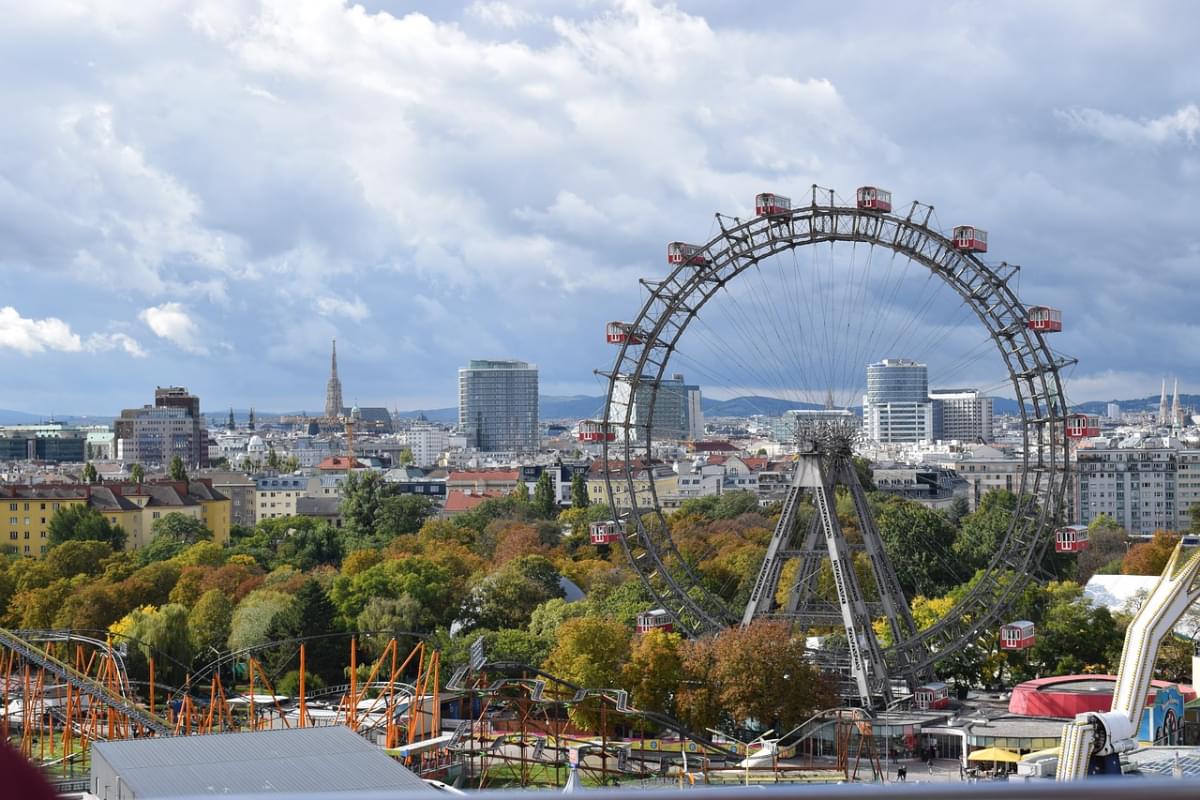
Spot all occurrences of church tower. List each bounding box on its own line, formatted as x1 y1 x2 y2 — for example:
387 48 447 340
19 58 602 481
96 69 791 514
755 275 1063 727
325 339 345 419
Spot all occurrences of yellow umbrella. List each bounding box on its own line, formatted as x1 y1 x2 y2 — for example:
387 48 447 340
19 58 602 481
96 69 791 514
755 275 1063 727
968 747 1021 763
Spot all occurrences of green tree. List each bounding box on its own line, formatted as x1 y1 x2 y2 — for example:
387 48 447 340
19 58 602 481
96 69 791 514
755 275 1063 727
357 596 423 656
228 589 295 652
373 495 435 540
460 555 565 632
118 604 195 687
1076 515 1128 583
130 463 145 484
275 523 344 570
188 589 234 656
141 514 213 563
44 540 114 580
263 579 341 680
169 455 188 482
283 455 300 473
570 472 590 509
512 481 531 503
339 471 400 537
47 505 127 549
542 617 631 728
398 448 414 466
266 449 281 471
875 497 961 597
152 513 212 543
1025 581 1121 678
533 471 557 518
953 489 1019 572
81 462 99 485
622 628 683 715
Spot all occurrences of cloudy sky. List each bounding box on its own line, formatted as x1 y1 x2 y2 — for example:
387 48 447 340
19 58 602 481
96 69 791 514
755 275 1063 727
1 0 1197 415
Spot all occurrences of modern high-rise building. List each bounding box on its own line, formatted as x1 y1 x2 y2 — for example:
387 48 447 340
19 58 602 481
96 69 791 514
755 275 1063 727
862 358 933 443
929 389 993 442
115 386 207 467
458 359 539 452
325 339 344 419
632 373 702 442
154 386 207 467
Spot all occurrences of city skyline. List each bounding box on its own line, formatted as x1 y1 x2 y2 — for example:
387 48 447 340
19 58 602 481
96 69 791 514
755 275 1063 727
1 2 1198 413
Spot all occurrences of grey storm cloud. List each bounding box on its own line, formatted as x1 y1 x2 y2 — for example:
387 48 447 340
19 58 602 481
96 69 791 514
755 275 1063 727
0 0 1197 413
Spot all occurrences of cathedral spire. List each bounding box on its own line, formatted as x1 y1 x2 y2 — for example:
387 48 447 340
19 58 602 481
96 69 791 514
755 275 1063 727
325 339 344 419
1172 377 1181 431
1159 378 1169 425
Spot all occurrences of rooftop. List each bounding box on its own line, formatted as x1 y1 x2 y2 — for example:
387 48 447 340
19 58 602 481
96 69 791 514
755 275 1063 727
91 726 432 798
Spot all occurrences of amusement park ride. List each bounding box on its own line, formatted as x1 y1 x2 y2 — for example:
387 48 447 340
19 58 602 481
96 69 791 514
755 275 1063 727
593 184 1079 710
8 183 1192 786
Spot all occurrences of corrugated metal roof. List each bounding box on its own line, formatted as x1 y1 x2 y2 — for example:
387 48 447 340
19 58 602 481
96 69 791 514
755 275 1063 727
92 726 433 797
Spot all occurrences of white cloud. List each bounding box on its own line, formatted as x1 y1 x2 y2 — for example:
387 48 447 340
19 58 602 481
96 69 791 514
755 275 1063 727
138 302 207 354
0 307 82 354
86 332 148 358
0 306 147 358
1058 104 1200 146
466 1 535 28
314 295 370 322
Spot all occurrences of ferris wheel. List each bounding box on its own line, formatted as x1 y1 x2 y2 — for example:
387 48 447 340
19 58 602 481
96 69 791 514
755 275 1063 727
594 185 1079 701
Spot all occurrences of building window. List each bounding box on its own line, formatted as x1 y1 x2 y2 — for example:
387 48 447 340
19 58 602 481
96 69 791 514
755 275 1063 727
152 512 160 519
7 503 14 511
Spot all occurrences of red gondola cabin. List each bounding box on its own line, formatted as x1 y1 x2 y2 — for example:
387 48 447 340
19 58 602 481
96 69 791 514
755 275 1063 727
590 520 621 545
856 186 892 212
606 322 643 345
914 682 950 710
1027 306 1063 333
952 225 988 253
1000 621 1035 650
1055 524 1090 554
667 242 708 266
1065 414 1101 439
755 192 792 216
577 420 616 443
636 608 674 634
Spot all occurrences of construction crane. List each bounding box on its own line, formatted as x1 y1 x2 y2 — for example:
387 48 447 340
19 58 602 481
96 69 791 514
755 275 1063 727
1055 536 1200 780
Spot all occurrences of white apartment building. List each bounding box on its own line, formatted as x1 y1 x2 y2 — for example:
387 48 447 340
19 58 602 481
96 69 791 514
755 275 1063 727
930 389 993 442
1076 437 1200 536
402 425 450 468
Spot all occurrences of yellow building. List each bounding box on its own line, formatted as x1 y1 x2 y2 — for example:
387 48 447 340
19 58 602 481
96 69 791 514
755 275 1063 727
0 480 231 557
586 460 678 512
1 489 88 557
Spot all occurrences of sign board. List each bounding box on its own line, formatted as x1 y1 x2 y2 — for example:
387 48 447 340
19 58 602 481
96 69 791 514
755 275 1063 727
469 636 486 671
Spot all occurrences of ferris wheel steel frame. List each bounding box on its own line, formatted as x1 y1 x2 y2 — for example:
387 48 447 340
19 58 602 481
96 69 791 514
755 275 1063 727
599 188 1074 677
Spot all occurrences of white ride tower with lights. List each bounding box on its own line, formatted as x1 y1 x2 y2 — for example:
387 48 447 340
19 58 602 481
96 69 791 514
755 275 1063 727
1055 535 1200 780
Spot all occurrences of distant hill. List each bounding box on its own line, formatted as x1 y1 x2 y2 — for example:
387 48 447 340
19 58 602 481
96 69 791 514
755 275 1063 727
1071 394 1200 415
702 396 823 417
0 409 43 424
